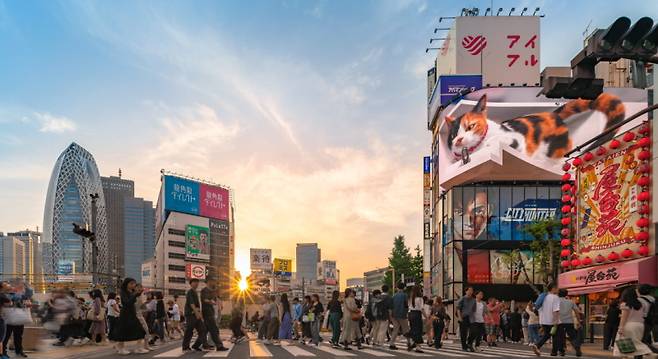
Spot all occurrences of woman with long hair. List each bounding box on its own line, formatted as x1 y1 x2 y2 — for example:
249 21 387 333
113 278 147 355
614 287 652 357
310 294 324 346
300 296 313 344
408 285 425 353
431 296 447 349
340 288 362 350
88 289 107 344
327 290 342 347
278 293 293 342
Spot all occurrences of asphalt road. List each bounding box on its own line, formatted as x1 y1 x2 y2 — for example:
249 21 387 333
71 337 610 359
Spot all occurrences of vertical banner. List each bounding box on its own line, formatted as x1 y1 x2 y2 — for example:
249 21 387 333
185 225 210 261
423 156 431 239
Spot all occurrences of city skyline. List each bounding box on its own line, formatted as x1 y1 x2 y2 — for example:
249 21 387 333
2 0 658 285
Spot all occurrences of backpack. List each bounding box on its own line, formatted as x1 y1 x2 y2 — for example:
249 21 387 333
370 297 382 320
639 296 658 326
375 297 388 320
365 301 374 321
534 292 547 310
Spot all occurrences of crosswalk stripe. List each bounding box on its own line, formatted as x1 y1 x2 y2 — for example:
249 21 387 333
314 343 357 356
203 342 235 357
154 348 186 357
363 344 431 357
280 344 316 356
358 348 396 357
249 341 273 357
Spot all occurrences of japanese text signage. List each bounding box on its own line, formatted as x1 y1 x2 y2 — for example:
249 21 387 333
185 225 210 261
424 156 432 239
438 75 483 107
273 258 292 278
163 175 230 221
575 128 647 263
250 248 272 271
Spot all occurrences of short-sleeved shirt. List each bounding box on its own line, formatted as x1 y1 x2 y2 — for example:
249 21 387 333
559 298 577 324
486 303 501 325
473 301 486 323
200 287 217 317
184 288 200 318
106 298 119 317
392 292 409 319
538 293 560 325
457 296 476 320
170 303 181 321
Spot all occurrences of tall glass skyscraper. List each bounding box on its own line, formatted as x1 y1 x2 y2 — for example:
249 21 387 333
43 143 109 276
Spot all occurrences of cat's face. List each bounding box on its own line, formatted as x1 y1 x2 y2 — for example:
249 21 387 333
446 94 488 157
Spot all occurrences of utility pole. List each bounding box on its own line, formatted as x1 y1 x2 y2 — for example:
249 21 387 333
90 193 99 285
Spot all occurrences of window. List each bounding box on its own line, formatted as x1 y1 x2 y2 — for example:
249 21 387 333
168 264 186 272
168 240 186 248
169 289 186 296
168 252 185 260
168 228 185 236
168 276 187 283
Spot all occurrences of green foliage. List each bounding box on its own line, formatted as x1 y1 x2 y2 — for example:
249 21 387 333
383 235 423 289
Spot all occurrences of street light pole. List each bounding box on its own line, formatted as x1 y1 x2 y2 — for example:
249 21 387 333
90 193 99 285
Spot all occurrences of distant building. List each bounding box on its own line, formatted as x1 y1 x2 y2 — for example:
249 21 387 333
296 243 321 282
346 277 364 288
0 234 26 281
364 267 388 292
6 230 42 282
43 143 109 276
101 175 135 275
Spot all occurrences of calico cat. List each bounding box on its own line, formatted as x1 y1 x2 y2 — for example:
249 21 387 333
445 93 625 161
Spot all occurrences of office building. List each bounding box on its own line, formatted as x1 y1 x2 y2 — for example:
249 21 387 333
0 234 26 281
364 267 388 292
43 142 109 276
124 197 155 280
295 243 321 282
101 174 135 275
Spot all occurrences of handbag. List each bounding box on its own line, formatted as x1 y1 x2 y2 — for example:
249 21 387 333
351 310 362 321
616 337 636 354
4 307 33 326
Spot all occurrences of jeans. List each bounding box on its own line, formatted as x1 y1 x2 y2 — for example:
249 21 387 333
182 315 208 349
433 320 445 348
2 325 24 355
555 323 580 354
603 322 618 350
535 324 558 355
467 322 484 348
203 315 224 348
459 317 471 349
311 319 322 345
528 324 541 344
329 312 341 344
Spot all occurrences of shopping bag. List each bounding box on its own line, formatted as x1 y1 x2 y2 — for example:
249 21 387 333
4 307 33 326
616 337 636 354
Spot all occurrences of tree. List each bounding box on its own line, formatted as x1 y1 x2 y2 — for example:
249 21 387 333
383 235 423 289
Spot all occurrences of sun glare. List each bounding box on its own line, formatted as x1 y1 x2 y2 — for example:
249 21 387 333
238 277 249 291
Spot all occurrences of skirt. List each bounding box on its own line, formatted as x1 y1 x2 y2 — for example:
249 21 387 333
279 312 293 339
613 321 652 357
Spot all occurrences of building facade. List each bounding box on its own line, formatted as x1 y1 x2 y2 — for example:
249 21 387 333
364 267 388 293
43 143 109 277
123 197 155 280
6 230 42 283
296 243 321 282
101 175 135 275
0 234 26 282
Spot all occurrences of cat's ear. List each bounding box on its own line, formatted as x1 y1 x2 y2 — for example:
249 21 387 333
473 94 487 113
445 115 454 125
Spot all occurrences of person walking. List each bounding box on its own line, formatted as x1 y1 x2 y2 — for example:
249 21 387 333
390 282 411 351
266 295 280 344
148 292 167 346
531 283 561 357
200 279 228 351
292 298 303 341
423 297 433 346
466 290 487 352
555 289 582 357
373 285 392 347
182 278 210 352
113 278 147 355
431 296 448 349
88 289 107 344
310 294 324 346
526 301 540 345
0 293 9 359
133 284 153 353
485 297 503 347
456 286 475 352
326 290 342 347
604 300 621 351
1 280 32 358
106 292 120 342
510 307 523 343
408 285 425 353
340 289 361 350
167 299 183 339
257 295 272 341
522 304 530 344
637 284 658 353
614 287 653 358
278 294 293 343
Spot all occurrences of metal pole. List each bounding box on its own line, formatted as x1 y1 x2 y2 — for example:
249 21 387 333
90 193 98 285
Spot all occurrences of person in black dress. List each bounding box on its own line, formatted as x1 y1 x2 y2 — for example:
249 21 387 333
113 278 147 355
603 300 621 351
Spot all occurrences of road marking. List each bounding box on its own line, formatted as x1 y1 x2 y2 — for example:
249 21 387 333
249 341 273 357
154 348 186 357
314 343 357 356
358 348 396 357
204 342 235 357
280 344 316 356
365 344 431 357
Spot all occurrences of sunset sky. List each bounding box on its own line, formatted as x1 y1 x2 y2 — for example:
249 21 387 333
1 0 656 285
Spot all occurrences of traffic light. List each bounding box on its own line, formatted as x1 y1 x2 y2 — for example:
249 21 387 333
72 222 94 239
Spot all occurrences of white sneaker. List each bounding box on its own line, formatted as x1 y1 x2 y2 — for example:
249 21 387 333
81 337 91 345
117 349 131 355
135 348 150 354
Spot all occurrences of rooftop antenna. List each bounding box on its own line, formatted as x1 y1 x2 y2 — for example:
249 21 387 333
496 8 503 16
118 168 122 178
582 19 593 38
532 7 540 16
425 47 444 53
508 7 515 16
484 7 491 16
429 38 446 44
520 7 528 16
434 27 450 33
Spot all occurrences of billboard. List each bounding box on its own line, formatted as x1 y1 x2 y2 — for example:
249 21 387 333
273 258 292 278
185 225 210 261
466 249 543 285
162 175 229 221
438 75 483 107
185 263 207 280
436 88 648 190
322 260 337 285
250 248 272 271
574 126 651 264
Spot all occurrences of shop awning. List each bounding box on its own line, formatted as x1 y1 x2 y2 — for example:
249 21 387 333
567 282 635 296
559 256 658 295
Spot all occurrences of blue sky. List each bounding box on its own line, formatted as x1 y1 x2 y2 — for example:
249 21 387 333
1 0 656 279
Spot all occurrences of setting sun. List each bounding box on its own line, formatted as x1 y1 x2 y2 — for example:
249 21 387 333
238 277 249 291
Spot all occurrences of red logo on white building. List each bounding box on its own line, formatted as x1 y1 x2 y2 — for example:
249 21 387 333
462 35 487 55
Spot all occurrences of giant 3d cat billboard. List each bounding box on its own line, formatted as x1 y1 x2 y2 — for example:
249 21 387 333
437 88 648 190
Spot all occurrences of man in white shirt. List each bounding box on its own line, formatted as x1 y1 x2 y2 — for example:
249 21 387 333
467 290 487 352
532 283 560 356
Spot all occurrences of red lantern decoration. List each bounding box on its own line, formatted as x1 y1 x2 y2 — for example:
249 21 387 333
572 157 583 166
638 191 650 201
623 132 636 142
608 252 619 261
563 163 571 171
561 205 571 213
561 228 570 237
560 238 572 247
639 150 651 161
638 137 651 147
560 249 571 257
637 217 650 228
638 176 651 187
639 164 651 173
610 139 621 149
561 217 571 226
561 260 570 268
562 184 571 192
582 257 592 266
596 254 606 263
561 194 572 203
639 125 651 135
639 205 650 215
636 231 650 242
621 248 634 258
638 246 650 256
562 173 571 181
571 258 581 267
583 152 594 161
596 147 607 156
